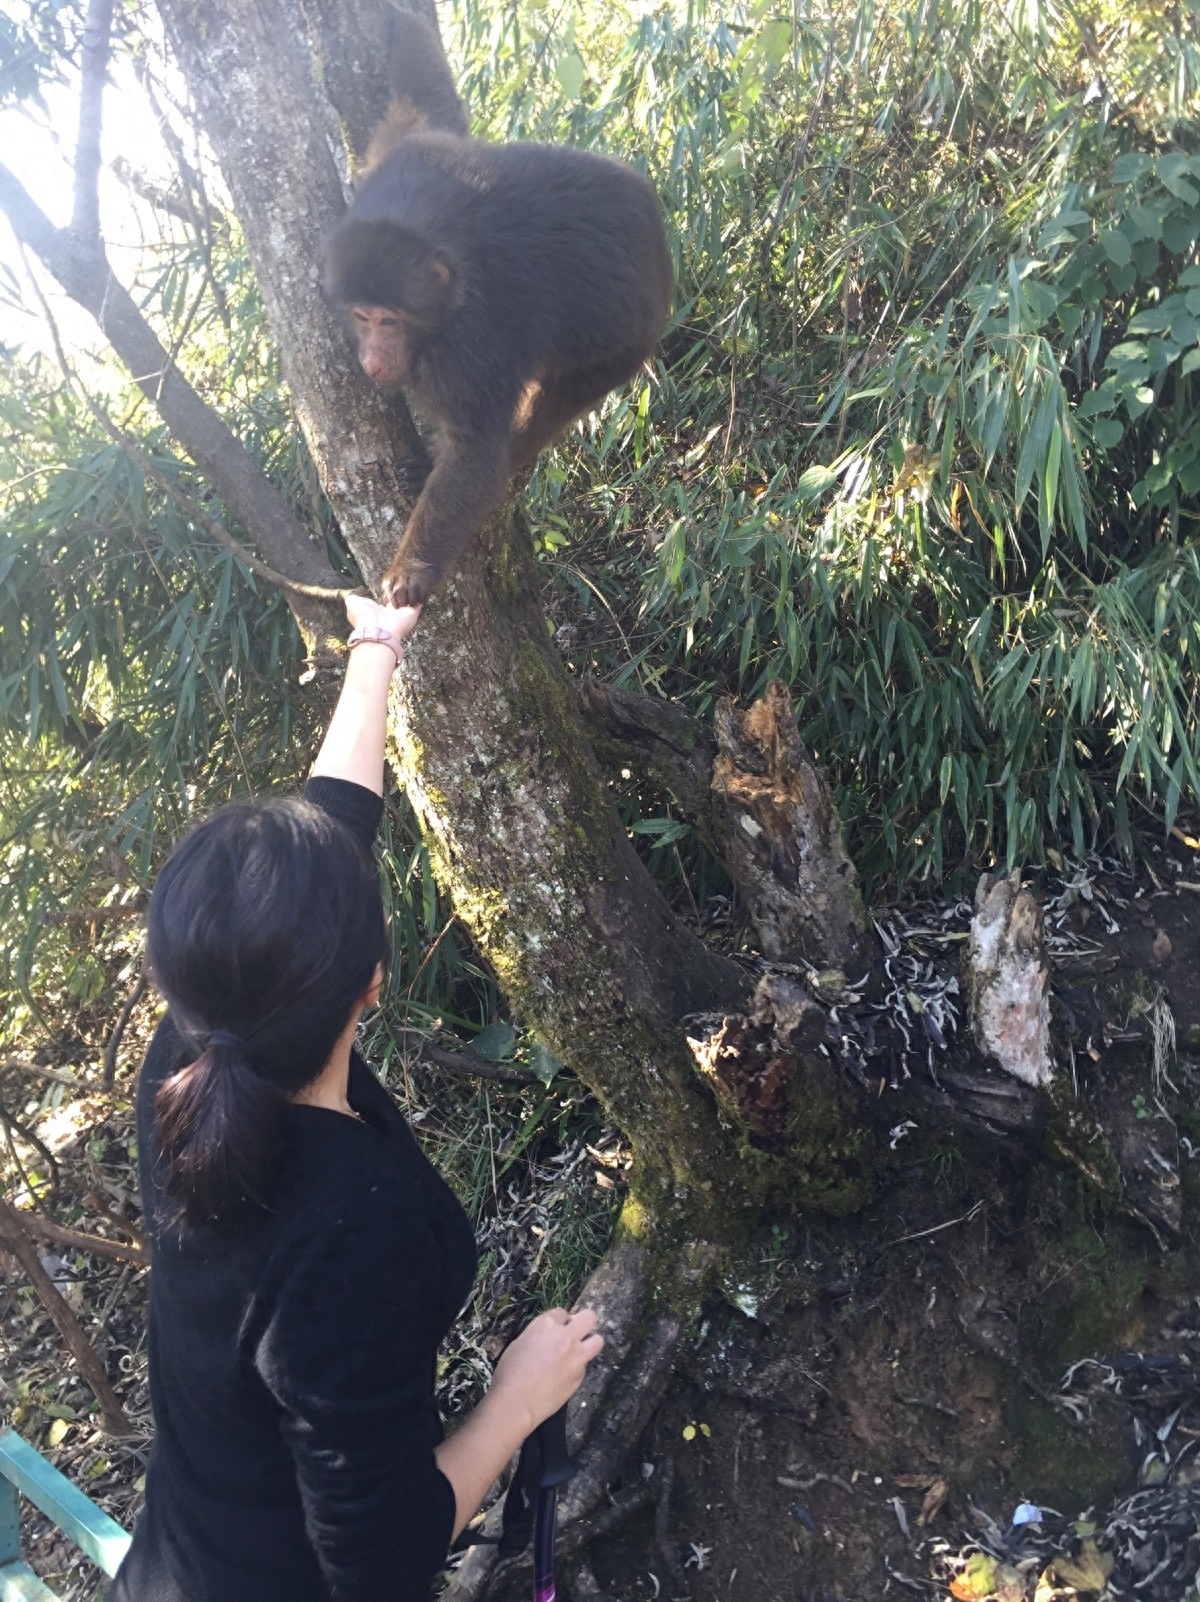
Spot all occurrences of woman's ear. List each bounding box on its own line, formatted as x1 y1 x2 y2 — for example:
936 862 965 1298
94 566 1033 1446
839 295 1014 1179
363 961 385 1009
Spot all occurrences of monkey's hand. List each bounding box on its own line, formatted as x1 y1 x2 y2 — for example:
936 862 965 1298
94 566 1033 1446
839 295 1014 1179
381 553 446 608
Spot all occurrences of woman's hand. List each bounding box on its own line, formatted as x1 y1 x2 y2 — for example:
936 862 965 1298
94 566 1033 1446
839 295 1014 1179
490 1308 605 1438
344 593 422 654
435 1307 604 1539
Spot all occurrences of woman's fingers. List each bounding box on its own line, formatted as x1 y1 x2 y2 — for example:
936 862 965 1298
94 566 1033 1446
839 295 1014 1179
343 593 422 640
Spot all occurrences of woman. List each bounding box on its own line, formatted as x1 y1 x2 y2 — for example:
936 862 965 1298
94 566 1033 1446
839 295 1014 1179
110 595 602 1602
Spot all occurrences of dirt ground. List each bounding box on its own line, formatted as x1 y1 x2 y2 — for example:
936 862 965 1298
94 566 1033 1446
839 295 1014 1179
5 841 1199 1601
587 843 1200 1602
588 1184 1191 1602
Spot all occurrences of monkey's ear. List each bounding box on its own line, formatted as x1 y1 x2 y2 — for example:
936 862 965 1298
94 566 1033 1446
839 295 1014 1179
430 251 455 288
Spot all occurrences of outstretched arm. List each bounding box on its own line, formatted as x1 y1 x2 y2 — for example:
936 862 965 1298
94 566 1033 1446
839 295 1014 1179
310 596 421 796
381 426 510 607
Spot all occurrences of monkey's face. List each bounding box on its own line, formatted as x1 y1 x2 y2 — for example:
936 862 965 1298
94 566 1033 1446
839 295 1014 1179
351 306 416 389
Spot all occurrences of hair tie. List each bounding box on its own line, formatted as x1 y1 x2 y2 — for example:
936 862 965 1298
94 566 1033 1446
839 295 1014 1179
208 1028 246 1053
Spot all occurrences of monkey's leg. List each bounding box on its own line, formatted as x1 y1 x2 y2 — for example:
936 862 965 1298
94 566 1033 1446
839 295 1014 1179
381 429 510 607
509 350 649 473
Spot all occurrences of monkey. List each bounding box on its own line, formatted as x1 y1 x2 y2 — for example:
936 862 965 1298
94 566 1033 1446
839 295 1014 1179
320 10 674 608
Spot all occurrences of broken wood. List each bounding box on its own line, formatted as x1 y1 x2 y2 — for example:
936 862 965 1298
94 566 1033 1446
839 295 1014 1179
710 682 869 970
965 871 1054 1088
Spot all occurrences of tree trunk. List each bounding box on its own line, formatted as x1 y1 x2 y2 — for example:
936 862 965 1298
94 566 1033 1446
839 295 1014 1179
154 0 782 1232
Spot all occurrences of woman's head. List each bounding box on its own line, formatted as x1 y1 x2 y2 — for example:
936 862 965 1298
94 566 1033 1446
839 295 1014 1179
147 798 386 1229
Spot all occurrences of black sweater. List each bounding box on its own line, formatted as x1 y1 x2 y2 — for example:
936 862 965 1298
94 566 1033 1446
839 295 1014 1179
109 778 478 1602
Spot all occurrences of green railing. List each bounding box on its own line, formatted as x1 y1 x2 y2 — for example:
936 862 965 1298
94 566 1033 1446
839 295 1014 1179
0 1429 131 1600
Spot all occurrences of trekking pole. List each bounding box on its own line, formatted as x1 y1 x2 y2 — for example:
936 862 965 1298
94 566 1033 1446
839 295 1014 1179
454 1402 577 1592
531 1405 576 1602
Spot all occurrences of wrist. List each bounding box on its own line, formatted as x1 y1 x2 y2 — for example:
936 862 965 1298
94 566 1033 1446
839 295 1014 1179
346 625 405 667
483 1373 536 1445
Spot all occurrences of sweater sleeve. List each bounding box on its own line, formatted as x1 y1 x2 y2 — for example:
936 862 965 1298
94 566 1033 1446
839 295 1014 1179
303 775 384 856
255 1189 456 1601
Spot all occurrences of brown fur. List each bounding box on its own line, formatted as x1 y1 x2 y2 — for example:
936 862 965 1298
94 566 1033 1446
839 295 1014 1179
321 12 673 607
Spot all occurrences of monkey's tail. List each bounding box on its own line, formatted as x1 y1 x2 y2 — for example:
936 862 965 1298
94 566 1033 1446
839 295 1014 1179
381 8 469 140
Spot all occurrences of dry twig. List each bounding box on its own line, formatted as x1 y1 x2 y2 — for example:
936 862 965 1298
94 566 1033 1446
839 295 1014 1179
0 1197 135 1434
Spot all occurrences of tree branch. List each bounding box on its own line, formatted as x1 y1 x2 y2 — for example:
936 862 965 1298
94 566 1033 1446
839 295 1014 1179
71 0 114 240
0 161 345 643
391 1030 541 1087
0 1198 135 1435
22 247 352 605
578 678 728 852
102 970 148 1091
16 1211 147 1267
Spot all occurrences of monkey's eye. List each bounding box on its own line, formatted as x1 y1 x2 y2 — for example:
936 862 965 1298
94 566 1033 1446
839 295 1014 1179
351 310 370 324
379 314 399 328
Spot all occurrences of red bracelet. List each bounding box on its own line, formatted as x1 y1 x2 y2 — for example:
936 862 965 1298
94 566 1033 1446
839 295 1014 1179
346 626 404 665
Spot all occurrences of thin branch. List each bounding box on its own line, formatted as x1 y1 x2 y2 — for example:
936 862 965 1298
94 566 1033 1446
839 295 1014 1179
17 1212 148 1267
133 62 232 332
763 20 837 254
0 1096 60 1208
22 249 350 603
102 970 149 1091
71 0 115 240
82 1194 147 1254
0 1058 86 1091
109 156 222 231
392 1029 541 1087
0 160 346 631
0 1198 136 1435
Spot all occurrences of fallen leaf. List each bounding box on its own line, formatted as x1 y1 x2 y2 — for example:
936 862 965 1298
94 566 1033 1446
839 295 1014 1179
1051 1538 1113 1593
950 1552 1024 1601
918 1477 949 1525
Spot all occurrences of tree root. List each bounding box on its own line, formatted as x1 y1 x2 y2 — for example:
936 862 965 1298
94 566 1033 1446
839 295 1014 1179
653 1455 688 1597
558 1313 681 1528
565 1559 616 1602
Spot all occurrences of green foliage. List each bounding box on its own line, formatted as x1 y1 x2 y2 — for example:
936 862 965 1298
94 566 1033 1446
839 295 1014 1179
3 0 1200 1064
451 0 1200 887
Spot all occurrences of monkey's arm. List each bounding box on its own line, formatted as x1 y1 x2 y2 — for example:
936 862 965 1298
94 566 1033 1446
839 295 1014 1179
381 428 510 608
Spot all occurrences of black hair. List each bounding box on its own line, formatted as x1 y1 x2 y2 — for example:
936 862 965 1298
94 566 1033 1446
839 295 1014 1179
146 798 386 1230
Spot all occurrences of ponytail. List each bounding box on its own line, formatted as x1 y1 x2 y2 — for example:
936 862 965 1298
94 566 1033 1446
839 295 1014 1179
147 797 387 1232
154 1036 289 1230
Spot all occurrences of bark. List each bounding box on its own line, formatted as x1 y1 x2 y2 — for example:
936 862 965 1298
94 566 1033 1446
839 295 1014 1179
578 678 729 856
71 0 114 240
